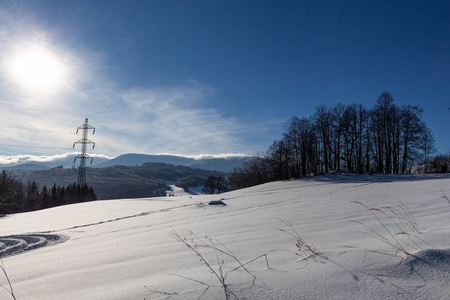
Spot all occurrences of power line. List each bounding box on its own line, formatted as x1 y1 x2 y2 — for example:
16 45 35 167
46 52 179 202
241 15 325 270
0 144 72 150
92 136 138 166
73 118 95 186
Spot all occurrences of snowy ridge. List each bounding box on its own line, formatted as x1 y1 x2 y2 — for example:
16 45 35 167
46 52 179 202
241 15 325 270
0 174 450 299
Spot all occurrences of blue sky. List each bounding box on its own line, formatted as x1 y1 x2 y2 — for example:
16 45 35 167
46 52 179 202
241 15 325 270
0 0 449 161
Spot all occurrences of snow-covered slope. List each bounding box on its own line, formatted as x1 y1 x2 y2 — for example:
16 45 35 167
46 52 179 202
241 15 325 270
1 174 450 299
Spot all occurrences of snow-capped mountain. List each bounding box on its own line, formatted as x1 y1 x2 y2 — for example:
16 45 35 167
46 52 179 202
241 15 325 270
0 153 249 172
94 153 249 172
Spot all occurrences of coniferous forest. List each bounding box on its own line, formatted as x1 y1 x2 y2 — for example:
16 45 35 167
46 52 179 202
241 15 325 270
0 170 97 214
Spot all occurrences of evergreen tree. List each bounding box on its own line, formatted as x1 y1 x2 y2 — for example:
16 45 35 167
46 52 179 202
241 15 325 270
26 181 41 211
0 170 25 214
41 186 50 209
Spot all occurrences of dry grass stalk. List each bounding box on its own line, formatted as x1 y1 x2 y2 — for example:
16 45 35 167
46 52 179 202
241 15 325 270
341 201 434 260
277 219 317 258
441 190 450 204
0 257 16 300
169 229 269 300
144 285 178 300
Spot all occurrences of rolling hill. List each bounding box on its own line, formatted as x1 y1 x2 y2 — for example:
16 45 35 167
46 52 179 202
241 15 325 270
10 162 227 199
1 174 450 299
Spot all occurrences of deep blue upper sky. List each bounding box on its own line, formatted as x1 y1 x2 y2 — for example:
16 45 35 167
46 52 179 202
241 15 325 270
0 0 449 159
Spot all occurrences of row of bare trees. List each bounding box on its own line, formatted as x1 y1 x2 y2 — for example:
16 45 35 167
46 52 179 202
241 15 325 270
229 91 437 189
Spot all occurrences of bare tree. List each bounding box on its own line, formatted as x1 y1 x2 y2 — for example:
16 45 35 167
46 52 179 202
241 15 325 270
420 127 436 173
399 104 425 173
202 176 228 194
314 105 333 173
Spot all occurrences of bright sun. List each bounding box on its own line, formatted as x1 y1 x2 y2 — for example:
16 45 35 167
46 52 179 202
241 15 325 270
8 46 67 94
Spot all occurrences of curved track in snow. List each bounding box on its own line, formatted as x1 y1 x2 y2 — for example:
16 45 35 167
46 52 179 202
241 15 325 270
0 234 68 257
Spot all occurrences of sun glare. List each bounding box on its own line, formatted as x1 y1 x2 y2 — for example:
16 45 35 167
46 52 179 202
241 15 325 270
8 46 67 94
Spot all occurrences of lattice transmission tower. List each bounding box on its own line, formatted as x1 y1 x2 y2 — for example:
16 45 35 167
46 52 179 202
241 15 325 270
73 118 95 186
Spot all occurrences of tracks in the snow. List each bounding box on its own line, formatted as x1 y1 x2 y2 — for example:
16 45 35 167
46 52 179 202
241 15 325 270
0 234 69 257
0 204 197 257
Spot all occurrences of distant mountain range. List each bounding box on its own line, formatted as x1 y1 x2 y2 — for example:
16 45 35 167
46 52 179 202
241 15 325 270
0 153 249 173
95 154 249 172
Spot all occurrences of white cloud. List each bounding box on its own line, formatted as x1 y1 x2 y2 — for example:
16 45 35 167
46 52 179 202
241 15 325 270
155 153 249 160
0 152 113 165
117 84 254 155
0 152 249 166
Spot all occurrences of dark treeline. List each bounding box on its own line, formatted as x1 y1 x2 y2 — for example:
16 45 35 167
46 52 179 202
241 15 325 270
0 170 97 214
202 175 229 194
422 153 450 174
230 91 440 190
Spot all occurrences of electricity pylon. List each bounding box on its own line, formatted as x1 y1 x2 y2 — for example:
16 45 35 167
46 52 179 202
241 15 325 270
73 118 95 186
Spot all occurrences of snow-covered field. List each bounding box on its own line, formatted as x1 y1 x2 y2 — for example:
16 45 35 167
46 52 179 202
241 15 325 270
1 174 450 299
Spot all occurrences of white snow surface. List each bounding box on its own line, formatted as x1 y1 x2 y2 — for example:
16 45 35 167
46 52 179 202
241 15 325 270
1 174 450 299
